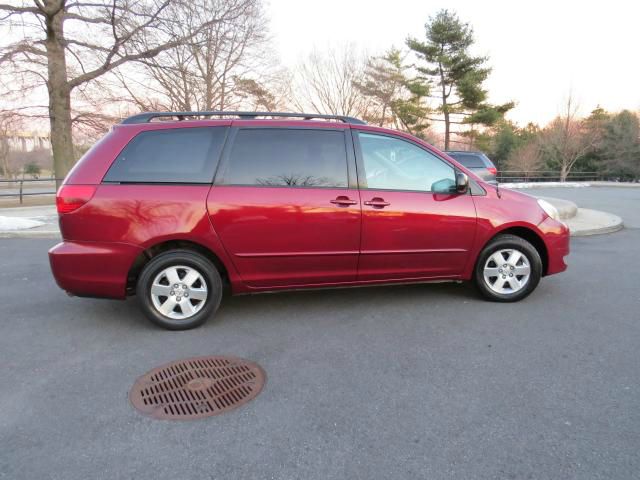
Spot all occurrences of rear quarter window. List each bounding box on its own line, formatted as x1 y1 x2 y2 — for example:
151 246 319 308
104 127 227 183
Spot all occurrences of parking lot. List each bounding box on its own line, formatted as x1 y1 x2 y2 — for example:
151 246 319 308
1 187 639 480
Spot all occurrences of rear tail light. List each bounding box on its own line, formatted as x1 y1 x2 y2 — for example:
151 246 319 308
487 167 498 175
56 185 96 214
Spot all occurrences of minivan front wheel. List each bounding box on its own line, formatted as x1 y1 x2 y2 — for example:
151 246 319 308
474 234 542 302
137 249 223 330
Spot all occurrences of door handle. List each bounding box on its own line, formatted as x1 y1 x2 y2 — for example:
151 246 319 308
330 196 358 206
364 197 390 208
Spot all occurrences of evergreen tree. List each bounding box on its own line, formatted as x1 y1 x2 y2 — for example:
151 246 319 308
471 121 538 170
601 110 640 179
24 162 41 178
355 48 430 137
573 108 640 178
577 107 610 173
407 9 512 149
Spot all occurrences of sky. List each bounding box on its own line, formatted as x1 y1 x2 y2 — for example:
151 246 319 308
268 0 640 127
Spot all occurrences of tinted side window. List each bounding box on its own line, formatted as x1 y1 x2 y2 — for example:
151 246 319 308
104 127 227 183
447 153 486 168
358 133 455 192
218 129 348 187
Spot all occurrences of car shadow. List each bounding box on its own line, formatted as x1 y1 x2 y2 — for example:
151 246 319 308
76 281 481 332
215 281 480 321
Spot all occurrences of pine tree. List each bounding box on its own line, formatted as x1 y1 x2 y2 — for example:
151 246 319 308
407 9 512 149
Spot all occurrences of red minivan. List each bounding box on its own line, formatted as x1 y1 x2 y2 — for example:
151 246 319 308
49 112 569 330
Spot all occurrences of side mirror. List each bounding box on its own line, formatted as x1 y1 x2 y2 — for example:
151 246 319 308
455 172 469 194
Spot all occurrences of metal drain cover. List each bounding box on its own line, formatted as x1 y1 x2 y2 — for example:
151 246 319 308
129 355 265 420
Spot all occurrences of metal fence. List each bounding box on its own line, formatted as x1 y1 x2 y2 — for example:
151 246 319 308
496 171 602 183
0 178 61 204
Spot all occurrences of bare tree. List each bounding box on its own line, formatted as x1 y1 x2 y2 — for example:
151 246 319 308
540 95 598 181
293 46 371 117
506 141 543 178
117 0 274 112
0 0 253 185
0 112 21 178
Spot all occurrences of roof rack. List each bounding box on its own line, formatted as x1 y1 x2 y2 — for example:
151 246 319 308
120 111 366 125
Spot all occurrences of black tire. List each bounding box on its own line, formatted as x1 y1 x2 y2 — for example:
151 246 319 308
474 234 542 302
136 249 223 330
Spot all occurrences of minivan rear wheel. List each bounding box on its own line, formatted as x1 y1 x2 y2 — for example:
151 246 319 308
136 249 223 330
474 234 542 302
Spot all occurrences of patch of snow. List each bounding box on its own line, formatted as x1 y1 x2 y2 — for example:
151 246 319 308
31 215 57 222
501 182 591 189
0 216 45 231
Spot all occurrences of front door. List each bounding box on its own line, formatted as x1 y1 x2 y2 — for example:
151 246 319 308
208 127 361 288
354 130 477 281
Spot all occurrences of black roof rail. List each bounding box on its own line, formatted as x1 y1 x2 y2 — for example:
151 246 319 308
120 111 366 125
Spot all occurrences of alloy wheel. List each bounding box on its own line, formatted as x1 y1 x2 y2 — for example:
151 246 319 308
150 265 208 320
483 248 531 295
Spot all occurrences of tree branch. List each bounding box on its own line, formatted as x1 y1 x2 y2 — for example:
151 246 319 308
0 3 40 15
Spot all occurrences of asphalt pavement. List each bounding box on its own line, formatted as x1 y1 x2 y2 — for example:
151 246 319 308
1 187 639 480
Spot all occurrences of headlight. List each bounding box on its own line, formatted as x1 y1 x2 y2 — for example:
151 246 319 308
537 199 560 221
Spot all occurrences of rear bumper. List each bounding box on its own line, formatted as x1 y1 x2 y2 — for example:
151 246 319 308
538 217 570 275
49 241 143 299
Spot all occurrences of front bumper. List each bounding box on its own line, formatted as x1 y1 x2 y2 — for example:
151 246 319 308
49 241 143 299
538 216 570 275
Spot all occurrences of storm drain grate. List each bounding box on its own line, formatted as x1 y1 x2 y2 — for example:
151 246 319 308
129 355 266 420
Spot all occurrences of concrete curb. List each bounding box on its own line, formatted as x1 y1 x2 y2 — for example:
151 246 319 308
532 196 623 237
588 182 640 188
566 209 624 237
0 230 61 239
